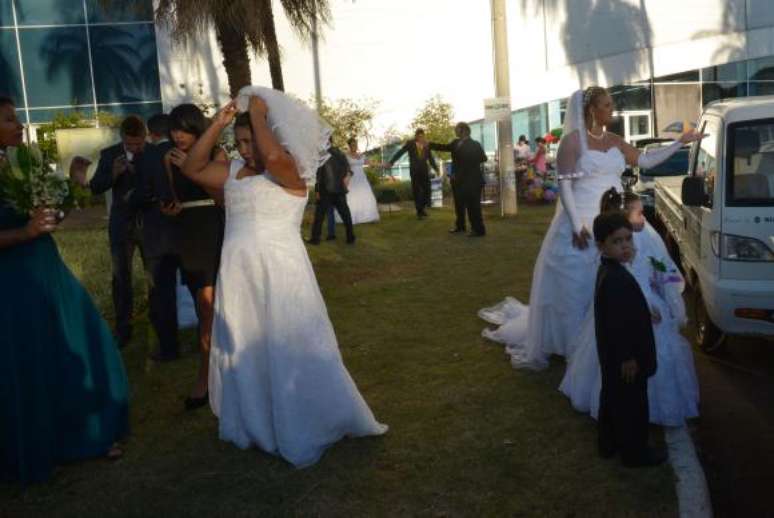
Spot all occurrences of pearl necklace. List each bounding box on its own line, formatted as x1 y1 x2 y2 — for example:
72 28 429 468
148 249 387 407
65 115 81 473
587 129 606 141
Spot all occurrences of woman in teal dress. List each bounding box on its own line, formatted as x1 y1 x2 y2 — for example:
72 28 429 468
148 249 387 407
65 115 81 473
0 96 129 484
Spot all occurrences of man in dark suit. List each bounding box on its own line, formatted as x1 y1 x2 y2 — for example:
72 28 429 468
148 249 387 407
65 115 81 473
84 115 148 347
430 122 488 236
387 128 439 219
308 144 355 245
133 113 180 361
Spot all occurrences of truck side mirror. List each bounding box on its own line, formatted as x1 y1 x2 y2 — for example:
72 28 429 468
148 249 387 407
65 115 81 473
682 176 708 207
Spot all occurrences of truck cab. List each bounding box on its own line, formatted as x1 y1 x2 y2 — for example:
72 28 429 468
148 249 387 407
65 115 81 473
655 96 774 351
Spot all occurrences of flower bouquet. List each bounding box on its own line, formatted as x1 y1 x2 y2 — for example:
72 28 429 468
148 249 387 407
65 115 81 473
0 144 89 218
649 255 687 324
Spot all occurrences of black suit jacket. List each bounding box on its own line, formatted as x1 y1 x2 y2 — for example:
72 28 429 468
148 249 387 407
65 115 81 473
315 146 351 195
131 141 177 258
594 257 657 379
90 142 143 245
389 140 438 176
429 137 487 191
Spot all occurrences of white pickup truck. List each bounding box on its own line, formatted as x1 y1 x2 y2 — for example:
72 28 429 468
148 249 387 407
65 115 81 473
654 96 774 352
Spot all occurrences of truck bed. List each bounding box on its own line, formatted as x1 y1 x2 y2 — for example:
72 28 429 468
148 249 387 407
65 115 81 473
654 175 685 243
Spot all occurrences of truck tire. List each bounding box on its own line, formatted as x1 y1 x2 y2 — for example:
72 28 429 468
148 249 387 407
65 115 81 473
694 286 725 353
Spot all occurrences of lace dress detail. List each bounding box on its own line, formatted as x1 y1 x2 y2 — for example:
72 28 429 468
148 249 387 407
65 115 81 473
209 160 387 467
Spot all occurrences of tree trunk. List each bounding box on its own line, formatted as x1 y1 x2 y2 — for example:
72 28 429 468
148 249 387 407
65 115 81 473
214 17 252 98
259 0 284 91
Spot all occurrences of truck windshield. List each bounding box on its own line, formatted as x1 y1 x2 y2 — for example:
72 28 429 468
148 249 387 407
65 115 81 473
728 122 774 206
639 148 689 176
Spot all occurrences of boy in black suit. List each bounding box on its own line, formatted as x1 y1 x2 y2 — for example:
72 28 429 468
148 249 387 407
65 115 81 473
592 211 666 468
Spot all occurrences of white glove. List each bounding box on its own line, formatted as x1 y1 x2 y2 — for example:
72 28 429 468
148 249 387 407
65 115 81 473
559 179 583 234
637 140 682 170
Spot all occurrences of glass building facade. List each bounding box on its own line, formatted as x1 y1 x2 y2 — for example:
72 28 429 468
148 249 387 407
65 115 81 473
0 0 162 124
469 55 774 155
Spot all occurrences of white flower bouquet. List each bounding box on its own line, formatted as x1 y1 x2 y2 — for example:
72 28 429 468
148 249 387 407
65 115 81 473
0 144 88 217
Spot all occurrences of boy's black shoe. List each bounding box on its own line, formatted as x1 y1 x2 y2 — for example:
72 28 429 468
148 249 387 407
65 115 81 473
622 447 667 468
306 238 321 245
326 235 336 241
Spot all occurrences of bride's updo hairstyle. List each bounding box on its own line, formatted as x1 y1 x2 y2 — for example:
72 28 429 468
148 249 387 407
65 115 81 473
599 187 640 214
583 86 608 128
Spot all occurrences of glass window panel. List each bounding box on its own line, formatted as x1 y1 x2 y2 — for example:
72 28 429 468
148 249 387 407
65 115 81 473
654 70 700 83
0 29 23 102
631 114 650 136
14 0 84 26
19 27 93 108
85 0 153 23
27 106 95 124
748 57 774 81
702 62 746 83
97 102 163 121
608 84 651 111
749 82 774 96
511 109 529 143
693 118 720 205
702 82 746 106
1 2 12 27
90 24 160 104
728 122 774 204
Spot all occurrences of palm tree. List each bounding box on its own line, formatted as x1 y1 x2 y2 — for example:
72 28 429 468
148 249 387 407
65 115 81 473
154 0 330 96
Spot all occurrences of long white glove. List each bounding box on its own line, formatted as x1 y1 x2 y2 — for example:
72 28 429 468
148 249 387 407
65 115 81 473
637 140 682 169
559 179 584 234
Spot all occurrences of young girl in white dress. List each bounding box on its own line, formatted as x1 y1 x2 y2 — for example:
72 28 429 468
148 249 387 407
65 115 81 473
181 88 387 468
479 87 703 370
559 189 699 426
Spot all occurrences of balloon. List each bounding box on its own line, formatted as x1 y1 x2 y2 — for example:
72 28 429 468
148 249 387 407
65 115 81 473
532 177 543 187
530 187 544 201
543 189 557 201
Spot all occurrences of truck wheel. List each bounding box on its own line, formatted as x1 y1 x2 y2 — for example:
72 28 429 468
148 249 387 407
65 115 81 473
694 287 724 353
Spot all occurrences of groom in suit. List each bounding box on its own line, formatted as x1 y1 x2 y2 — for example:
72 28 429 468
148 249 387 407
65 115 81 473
430 122 488 236
387 128 439 219
133 113 181 361
86 115 148 347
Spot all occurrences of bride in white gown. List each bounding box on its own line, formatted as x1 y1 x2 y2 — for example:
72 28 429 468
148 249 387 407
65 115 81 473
479 87 702 370
181 87 387 468
336 138 380 225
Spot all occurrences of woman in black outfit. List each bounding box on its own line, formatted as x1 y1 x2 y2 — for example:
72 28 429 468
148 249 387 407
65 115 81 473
163 104 225 410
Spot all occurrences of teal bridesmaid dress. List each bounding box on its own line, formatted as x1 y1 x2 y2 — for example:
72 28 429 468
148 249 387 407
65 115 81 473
0 204 130 484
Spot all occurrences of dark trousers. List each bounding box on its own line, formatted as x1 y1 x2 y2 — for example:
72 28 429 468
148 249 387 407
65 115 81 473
452 182 485 235
109 224 144 342
326 206 337 238
410 171 431 215
144 253 180 359
598 369 650 463
311 193 354 241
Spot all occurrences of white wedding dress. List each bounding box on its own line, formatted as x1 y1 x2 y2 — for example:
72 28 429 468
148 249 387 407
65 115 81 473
559 223 700 426
209 160 388 467
336 155 380 225
479 145 626 369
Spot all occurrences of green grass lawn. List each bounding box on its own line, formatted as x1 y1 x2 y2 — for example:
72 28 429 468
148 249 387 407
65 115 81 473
1 202 677 517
